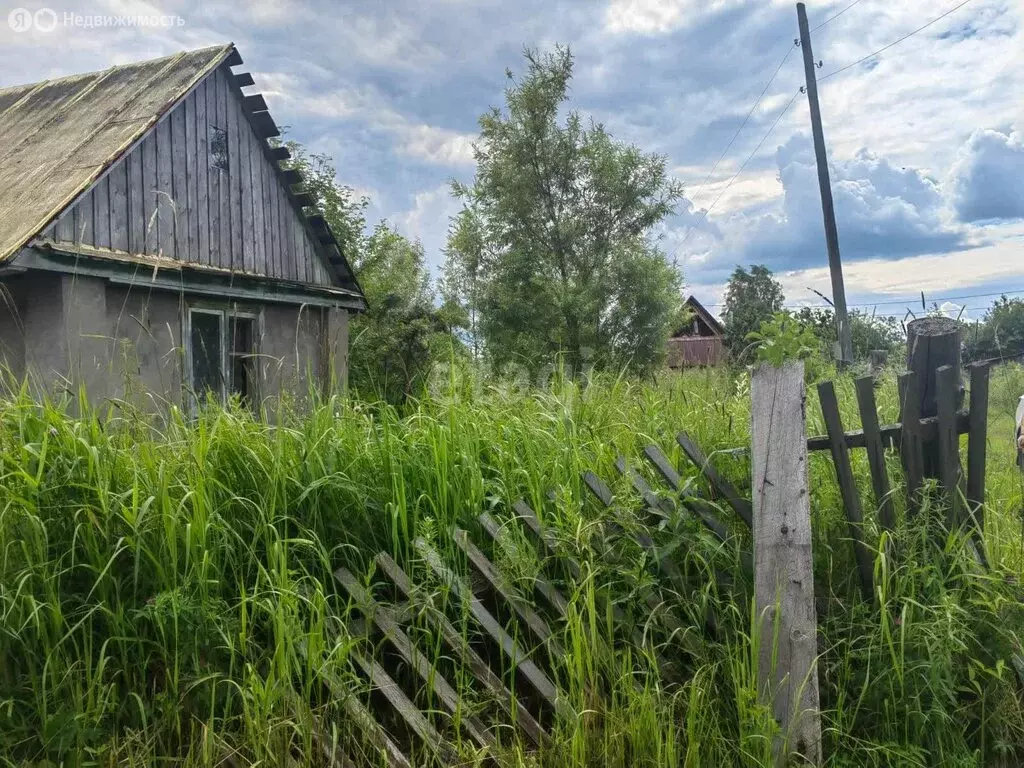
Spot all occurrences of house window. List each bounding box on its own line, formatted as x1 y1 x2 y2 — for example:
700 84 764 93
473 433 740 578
187 307 258 407
209 125 229 172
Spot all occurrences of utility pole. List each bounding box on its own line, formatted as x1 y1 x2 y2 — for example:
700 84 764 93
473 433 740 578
797 2 853 368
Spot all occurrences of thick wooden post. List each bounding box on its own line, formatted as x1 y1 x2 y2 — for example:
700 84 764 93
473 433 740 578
906 316 962 478
751 361 821 764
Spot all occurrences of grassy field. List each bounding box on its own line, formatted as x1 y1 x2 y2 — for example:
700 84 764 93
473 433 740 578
1 363 1023 766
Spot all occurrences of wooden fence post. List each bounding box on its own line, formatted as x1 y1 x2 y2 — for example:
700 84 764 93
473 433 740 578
906 316 962 478
751 361 821 764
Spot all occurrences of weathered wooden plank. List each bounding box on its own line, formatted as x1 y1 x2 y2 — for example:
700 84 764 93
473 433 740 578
936 365 961 529
282 168 302 186
238 113 254 273
270 146 291 161
244 93 268 112
270 166 281 278
966 362 990 531
215 68 231 267
227 80 243 270
642 444 730 543
751 362 821 764
108 154 129 252
194 80 210 266
334 567 495 751
614 456 671 514
126 138 145 254
580 471 697 643
92 175 111 249
349 649 457 764
818 380 874 603
155 117 174 257
251 110 280 138
170 97 188 260
75 179 94 246
251 125 265 274
414 538 564 717
263 150 275 276
182 91 197 262
677 432 753 529
299 644 412 768
452 528 565 658
511 499 582 581
234 72 255 87
478 512 568 619
898 372 925 514
375 553 546 747
205 78 221 266
855 375 894 531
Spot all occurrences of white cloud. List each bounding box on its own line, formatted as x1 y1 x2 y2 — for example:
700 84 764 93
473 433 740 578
603 0 736 35
392 185 462 272
948 128 1024 222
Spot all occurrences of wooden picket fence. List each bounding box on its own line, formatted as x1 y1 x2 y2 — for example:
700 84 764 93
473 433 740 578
314 357 1012 766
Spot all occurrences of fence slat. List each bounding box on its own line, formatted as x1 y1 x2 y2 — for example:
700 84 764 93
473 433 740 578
818 380 875 602
350 649 458 764
301 646 413 768
898 372 926 515
615 456 672 514
374 553 547 748
677 432 753 528
452 528 565 658
335 568 496 751
966 362 990 532
479 512 569 619
415 538 567 718
642 444 730 543
512 499 582 581
752 362 821 763
854 375 895 531
936 365 961 529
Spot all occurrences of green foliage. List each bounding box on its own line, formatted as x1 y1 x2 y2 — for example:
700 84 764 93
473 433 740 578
1 367 1023 765
746 312 819 367
450 46 685 376
349 223 456 404
721 265 784 357
792 306 904 361
284 141 459 404
964 296 1024 362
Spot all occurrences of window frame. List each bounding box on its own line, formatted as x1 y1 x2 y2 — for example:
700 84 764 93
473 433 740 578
184 303 263 412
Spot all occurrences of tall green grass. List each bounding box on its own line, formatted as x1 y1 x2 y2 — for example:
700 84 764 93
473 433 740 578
0 365 1022 766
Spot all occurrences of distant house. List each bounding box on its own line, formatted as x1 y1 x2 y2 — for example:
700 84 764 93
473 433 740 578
667 296 725 368
0 43 365 411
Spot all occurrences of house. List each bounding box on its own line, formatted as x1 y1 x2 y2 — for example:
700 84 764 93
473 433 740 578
0 43 365 412
667 296 725 368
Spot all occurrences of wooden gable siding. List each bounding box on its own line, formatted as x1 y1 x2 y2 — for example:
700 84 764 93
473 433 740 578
44 65 331 287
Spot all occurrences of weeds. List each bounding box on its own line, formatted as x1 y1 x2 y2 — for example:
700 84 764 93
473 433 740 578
0 365 1022 765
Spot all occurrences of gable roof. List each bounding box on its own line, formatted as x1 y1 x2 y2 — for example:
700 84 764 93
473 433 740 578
681 295 725 336
0 44 362 304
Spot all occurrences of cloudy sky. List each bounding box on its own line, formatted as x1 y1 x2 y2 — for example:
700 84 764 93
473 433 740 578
2 0 1022 318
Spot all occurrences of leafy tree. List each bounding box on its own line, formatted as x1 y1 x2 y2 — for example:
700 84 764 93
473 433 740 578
453 46 685 376
964 296 1024 362
721 265 784 357
283 141 456 403
440 204 487 360
282 141 368 265
348 223 452 403
792 306 904 361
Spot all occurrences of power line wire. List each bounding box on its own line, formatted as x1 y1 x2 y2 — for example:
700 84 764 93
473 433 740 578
690 42 797 207
703 287 1024 310
673 89 800 257
811 0 865 32
820 0 975 81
